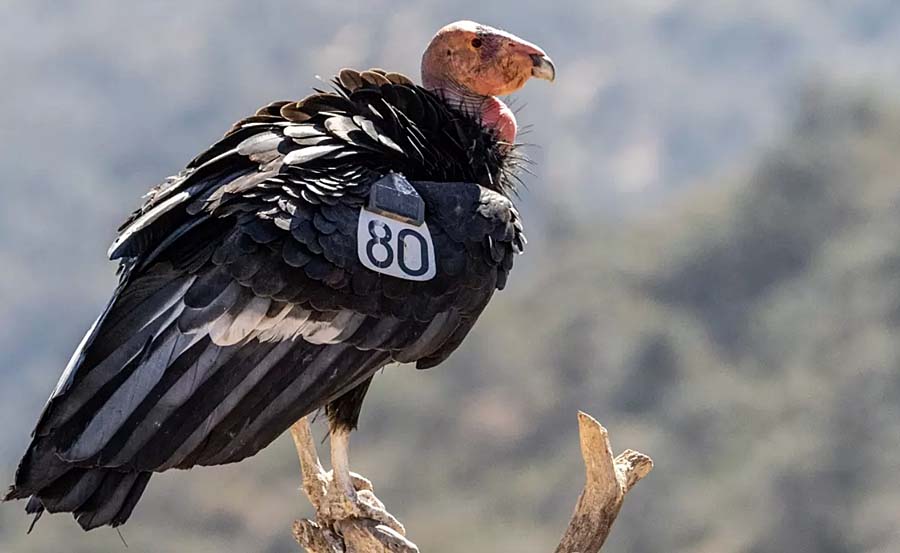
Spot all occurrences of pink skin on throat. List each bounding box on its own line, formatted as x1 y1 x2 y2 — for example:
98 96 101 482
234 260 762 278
421 83 519 145
480 97 517 145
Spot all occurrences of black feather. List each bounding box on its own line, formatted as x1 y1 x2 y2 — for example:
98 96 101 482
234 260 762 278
183 267 233 308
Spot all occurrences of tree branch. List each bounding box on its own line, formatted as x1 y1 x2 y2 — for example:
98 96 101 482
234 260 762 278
554 411 653 553
290 411 652 552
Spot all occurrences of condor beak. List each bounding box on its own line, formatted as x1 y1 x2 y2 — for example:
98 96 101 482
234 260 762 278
531 54 556 82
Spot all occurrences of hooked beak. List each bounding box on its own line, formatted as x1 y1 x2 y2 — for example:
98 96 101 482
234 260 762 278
530 54 556 82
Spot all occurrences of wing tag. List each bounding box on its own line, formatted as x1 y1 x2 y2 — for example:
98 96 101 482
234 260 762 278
367 173 426 225
358 174 436 281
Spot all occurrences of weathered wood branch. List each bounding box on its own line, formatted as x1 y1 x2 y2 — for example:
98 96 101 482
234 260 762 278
553 412 654 553
290 411 652 553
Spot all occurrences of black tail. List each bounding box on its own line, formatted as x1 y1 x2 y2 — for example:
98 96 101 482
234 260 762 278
9 468 152 531
3 263 163 531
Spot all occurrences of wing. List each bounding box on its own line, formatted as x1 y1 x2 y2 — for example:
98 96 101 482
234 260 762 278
8 76 524 530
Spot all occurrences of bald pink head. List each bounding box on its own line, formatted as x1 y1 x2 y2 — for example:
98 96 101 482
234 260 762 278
421 20 555 145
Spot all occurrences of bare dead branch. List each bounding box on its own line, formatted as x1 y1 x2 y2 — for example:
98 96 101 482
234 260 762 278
554 411 653 553
290 412 652 553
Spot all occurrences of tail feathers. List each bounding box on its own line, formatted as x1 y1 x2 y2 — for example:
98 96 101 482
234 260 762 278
74 470 151 530
12 469 151 532
25 497 43 533
6 438 71 499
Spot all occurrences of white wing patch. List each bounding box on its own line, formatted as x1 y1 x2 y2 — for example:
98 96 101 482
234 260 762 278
208 296 271 346
255 306 312 343
205 296 367 347
298 309 366 344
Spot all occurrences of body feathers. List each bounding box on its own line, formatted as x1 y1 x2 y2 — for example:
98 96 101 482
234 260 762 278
6 68 525 530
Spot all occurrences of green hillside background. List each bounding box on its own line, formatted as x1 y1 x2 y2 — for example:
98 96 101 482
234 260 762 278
2 2 900 552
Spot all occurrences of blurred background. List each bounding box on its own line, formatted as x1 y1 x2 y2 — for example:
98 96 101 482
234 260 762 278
2 1 900 551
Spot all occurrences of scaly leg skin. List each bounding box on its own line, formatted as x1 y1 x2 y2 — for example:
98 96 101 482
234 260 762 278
323 426 406 535
329 427 358 500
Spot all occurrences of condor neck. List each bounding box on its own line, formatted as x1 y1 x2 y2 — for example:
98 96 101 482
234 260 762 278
424 78 518 145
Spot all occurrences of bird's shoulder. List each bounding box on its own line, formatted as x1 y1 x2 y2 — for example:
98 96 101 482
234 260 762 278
111 67 522 269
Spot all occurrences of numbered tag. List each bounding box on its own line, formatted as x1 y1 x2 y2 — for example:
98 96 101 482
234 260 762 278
357 208 436 281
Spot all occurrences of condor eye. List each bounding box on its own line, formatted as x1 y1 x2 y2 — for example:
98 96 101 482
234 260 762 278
471 37 483 48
